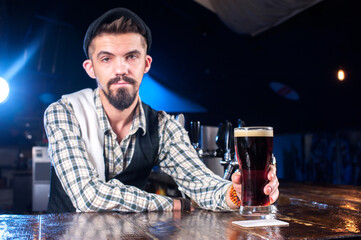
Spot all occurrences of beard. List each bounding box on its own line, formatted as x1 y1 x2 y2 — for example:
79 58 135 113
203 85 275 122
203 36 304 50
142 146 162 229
102 75 138 111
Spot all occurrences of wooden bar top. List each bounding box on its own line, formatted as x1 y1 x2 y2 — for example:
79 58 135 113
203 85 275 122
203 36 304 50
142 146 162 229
0 182 360 239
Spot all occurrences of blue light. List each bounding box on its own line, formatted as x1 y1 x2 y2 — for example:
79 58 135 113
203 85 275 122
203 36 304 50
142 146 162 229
139 74 207 113
39 92 56 104
0 77 10 103
269 82 300 101
3 40 40 80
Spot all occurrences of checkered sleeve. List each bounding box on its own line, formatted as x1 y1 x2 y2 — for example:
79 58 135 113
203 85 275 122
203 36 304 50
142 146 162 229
44 99 173 212
157 113 233 211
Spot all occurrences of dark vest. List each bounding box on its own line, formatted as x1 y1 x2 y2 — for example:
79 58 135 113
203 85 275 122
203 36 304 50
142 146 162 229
47 102 159 213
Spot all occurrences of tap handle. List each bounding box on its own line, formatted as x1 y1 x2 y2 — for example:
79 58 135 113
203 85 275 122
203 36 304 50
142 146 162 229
190 121 201 147
216 120 235 160
224 121 234 160
237 118 245 128
223 164 234 180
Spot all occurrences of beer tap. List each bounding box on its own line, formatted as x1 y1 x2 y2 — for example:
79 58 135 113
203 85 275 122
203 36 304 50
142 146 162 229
216 120 237 180
224 119 245 178
190 121 203 157
222 124 233 180
237 118 245 129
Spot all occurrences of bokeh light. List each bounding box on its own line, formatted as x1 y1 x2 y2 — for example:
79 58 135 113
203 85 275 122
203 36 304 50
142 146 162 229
0 77 10 103
338 69 345 81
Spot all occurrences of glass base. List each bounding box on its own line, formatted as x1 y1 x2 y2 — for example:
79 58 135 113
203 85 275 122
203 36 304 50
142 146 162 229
240 205 271 216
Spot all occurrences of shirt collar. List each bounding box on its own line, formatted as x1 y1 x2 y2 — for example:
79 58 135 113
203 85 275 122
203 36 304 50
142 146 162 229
93 88 147 136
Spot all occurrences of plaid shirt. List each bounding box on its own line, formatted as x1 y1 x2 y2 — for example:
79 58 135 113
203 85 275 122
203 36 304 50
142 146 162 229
44 88 231 212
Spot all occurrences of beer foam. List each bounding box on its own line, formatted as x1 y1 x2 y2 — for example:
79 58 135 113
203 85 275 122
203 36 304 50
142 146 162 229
234 128 273 137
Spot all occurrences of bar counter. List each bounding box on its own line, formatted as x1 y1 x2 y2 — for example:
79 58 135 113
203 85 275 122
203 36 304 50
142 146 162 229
1 182 360 239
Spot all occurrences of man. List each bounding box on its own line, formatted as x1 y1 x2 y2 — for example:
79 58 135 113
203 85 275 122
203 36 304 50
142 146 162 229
44 8 279 213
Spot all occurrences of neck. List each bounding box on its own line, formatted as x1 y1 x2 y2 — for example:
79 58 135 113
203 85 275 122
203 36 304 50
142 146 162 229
99 89 139 141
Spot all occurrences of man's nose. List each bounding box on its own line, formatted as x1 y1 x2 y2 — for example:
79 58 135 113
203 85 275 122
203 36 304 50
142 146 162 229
114 58 129 75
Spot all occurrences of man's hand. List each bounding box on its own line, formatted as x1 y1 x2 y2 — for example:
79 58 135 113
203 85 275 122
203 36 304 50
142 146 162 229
264 165 279 204
228 165 279 208
173 199 182 211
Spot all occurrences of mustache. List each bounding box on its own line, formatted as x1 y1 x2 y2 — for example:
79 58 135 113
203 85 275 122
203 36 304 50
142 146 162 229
107 75 136 88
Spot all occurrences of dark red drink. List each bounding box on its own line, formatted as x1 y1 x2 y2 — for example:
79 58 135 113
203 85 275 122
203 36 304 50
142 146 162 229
234 127 273 215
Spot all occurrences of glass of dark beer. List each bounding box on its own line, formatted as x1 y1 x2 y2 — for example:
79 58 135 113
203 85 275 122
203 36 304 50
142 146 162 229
234 126 273 216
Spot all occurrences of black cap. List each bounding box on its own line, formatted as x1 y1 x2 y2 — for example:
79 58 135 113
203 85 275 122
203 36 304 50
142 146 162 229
83 8 152 58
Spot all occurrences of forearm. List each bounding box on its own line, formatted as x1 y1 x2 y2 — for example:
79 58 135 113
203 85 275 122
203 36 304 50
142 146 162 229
47 132 174 212
74 178 173 212
159 143 234 211
157 115 238 211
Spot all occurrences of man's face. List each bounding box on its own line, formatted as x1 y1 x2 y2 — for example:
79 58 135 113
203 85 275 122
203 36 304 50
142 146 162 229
83 32 152 110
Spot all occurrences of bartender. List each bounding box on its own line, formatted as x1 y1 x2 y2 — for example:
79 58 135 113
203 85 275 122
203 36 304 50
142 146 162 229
44 7 279 213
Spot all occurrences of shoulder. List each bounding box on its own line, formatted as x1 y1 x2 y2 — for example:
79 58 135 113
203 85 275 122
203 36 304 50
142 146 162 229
157 110 188 139
157 110 174 126
139 102 173 126
139 102 188 138
45 98 73 118
44 88 95 123
44 97 78 129
62 88 94 105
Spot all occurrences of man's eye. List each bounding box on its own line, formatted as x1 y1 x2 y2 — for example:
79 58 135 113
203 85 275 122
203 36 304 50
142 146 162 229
101 57 110 62
127 54 137 60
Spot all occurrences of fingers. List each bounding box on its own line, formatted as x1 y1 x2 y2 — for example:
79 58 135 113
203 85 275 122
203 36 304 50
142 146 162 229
231 171 241 184
268 165 277 181
233 168 280 204
264 175 279 194
270 188 279 204
231 172 242 193
264 167 279 199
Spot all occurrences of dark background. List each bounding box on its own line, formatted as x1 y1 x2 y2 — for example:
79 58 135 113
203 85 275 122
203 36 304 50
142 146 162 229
0 0 360 213
1 0 360 139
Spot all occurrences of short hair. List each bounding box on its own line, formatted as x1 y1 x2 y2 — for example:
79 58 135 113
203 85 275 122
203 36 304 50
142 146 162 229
88 17 147 57
83 8 152 58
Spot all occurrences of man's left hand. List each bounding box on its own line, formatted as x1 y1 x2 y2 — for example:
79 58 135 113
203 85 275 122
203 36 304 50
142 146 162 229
263 165 279 204
231 165 279 205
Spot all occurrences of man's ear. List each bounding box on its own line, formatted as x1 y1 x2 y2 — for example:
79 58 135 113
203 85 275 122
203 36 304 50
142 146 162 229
83 59 96 79
144 55 152 74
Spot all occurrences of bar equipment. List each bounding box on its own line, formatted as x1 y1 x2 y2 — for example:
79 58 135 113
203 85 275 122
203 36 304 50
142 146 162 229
190 121 203 157
216 120 238 180
32 146 51 212
200 126 224 177
190 120 246 180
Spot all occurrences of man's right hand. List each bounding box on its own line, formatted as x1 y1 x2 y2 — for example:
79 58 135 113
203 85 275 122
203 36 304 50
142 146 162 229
173 199 182 211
